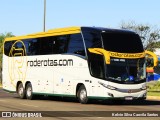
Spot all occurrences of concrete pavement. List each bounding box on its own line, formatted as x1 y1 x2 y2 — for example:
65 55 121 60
0 88 159 120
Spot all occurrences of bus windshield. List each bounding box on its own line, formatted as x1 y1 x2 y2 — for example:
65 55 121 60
106 58 146 83
101 32 144 53
101 32 146 83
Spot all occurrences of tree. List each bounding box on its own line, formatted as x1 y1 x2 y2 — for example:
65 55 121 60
120 21 160 51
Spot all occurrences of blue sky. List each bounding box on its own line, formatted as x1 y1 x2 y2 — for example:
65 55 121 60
0 0 160 36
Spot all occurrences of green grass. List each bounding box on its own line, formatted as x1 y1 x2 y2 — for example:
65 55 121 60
147 91 160 96
147 81 160 92
147 80 160 96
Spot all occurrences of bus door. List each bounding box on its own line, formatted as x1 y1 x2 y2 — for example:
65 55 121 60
82 29 105 96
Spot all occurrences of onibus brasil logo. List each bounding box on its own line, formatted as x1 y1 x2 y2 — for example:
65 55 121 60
8 40 27 87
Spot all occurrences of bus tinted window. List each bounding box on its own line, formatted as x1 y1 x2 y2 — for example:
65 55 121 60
39 37 56 55
4 41 14 56
56 35 68 54
67 34 85 56
39 35 68 55
102 32 144 53
83 32 102 48
24 39 40 55
24 35 68 55
4 34 82 56
13 41 26 56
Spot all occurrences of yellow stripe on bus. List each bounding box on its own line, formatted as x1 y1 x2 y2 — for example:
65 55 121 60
5 26 81 41
88 48 146 64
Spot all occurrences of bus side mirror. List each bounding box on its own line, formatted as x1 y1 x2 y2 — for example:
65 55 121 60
145 50 158 67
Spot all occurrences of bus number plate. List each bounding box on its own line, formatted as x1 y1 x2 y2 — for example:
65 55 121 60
125 96 133 100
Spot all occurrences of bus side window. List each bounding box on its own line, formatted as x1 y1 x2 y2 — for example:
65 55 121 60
82 32 102 48
13 42 26 56
67 34 85 56
39 37 56 55
4 41 15 56
24 39 40 55
39 35 68 55
82 31 104 79
56 35 68 54
89 54 105 79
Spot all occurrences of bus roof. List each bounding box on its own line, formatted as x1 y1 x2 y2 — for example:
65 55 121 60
82 26 136 34
5 26 136 41
5 26 81 41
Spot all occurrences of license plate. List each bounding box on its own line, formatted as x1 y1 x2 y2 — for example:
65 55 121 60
125 96 133 100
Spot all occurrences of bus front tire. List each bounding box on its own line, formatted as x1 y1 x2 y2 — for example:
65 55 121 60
26 83 34 100
77 85 88 104
17 83 26 99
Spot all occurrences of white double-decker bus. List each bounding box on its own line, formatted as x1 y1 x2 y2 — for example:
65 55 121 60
3 27 147 104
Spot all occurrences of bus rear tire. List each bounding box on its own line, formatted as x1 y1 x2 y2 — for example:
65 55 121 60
26 83 34 100
17 83 26 99
77 85 88 104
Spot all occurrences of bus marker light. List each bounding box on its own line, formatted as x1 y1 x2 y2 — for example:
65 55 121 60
108 93 114 97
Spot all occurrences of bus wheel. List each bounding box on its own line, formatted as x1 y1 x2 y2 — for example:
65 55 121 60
26 83 34 100
77 85 88 104
18 83 26 99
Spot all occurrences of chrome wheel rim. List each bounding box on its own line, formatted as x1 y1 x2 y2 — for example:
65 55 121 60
19 87 23 97
80 89 87 101
27 87 32 97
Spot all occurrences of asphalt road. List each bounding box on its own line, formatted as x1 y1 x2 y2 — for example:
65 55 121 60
0 88 160 120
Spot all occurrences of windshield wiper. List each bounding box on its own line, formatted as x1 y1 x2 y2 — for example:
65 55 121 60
108 77 121 81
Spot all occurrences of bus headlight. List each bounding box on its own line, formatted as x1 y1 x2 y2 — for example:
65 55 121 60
98 81 117 90
141 84 147 90
106 85 117 90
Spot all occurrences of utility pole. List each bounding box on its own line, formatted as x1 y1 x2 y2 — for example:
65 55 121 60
43 0 46 32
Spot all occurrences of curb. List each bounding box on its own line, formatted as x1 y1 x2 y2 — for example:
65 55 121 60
147 96 160 100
